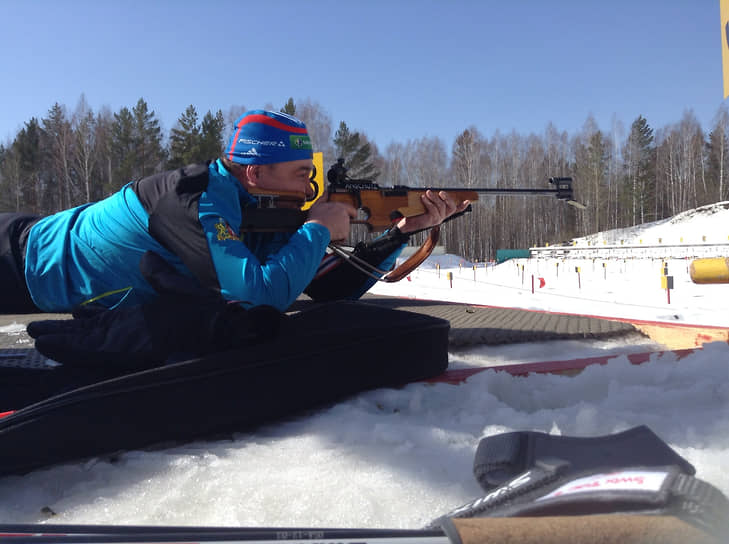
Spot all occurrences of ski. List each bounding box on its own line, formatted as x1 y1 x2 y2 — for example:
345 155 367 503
0 524 450 544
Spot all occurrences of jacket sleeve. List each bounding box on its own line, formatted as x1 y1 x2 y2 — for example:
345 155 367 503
304 227 410 301
201 213 331 311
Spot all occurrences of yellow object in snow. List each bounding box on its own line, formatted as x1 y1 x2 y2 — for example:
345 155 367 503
689 258 729 284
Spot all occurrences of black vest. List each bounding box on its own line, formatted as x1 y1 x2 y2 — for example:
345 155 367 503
132 162 221 293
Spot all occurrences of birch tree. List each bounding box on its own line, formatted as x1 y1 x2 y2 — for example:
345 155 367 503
450 128 487 258
655 111 705 216
72 94 97 203
705 104 729 202
42 103 75 210
223 105 247 145
381 142 406 186
607 115 624 229
294 99 335 168
572 116 608 232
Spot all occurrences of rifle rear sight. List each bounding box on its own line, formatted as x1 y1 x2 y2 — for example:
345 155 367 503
325 158 380 191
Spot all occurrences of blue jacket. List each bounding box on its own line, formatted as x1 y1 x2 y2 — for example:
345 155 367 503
24 160 336 312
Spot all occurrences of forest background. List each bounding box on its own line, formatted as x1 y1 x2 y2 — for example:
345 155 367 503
1 95 727 261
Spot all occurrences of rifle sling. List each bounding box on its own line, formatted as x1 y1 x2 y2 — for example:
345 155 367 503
384 226 440 283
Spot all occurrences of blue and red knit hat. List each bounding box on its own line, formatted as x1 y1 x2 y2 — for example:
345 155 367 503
224 110 313 165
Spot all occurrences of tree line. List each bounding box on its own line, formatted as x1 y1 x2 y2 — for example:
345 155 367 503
1 95 728 261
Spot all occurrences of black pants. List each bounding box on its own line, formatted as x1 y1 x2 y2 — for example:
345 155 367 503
0 213 42 313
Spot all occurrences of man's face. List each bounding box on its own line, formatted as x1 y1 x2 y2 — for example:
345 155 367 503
250 159 314 208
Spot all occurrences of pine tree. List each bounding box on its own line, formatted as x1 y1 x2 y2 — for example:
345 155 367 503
0 144 9 210
622 115 655 225
111 107 136 188
13 118 44 213
0 142 23 211
281 98 296 116
168 105 201 168
132 98 165 178
332 121 379 180
199 109 225 160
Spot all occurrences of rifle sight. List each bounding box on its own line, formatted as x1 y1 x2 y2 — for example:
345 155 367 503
326 158 378 189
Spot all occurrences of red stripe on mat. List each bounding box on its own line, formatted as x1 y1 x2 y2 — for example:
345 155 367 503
426 348 697 385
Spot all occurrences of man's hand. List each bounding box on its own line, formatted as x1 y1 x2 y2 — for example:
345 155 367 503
396 190 470 234
306 194 357 242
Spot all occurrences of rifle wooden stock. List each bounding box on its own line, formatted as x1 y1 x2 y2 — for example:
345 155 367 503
328 189 479 231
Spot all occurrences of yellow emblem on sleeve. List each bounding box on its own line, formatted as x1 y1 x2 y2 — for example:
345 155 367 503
215 220 238 241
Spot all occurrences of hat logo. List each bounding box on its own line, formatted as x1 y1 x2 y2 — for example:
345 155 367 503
289 135 312 150
239 137 285 147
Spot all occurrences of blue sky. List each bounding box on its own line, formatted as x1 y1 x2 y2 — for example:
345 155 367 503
0 1 723 151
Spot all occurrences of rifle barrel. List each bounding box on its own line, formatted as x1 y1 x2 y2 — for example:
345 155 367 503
435 187 563 196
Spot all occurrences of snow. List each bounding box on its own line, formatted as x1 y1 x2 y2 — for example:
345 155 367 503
376 201 729 327
0 204 728 529
0 323 28 335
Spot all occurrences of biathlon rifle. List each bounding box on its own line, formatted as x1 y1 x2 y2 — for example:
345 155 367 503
242 158 584 233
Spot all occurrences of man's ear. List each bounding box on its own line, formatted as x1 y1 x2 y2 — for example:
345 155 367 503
245 164 261 186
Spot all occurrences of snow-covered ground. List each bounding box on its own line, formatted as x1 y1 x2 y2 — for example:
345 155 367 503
374 254 726 327
0 204 727 529
374 201 729 327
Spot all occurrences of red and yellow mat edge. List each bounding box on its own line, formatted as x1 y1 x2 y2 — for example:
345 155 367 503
428 347 699 385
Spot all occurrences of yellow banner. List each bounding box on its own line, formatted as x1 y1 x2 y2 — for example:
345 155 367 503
722 0 729 98
302 151 324 210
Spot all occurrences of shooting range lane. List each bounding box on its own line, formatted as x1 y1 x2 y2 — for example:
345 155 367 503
291 294 638 347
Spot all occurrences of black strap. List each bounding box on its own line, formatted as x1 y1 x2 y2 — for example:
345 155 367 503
473 425 695 491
